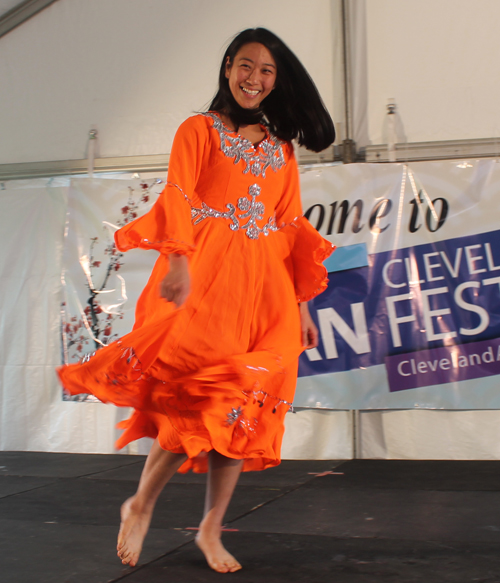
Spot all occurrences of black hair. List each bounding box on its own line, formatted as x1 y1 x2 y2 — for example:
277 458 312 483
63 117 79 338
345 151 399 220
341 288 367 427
208 28 335 153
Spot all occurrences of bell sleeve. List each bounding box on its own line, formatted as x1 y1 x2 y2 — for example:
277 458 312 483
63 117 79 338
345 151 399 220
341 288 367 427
114 116 208 257
276 144 336 302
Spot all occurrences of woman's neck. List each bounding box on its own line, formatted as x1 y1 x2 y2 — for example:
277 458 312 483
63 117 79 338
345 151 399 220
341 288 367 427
219 113 266 145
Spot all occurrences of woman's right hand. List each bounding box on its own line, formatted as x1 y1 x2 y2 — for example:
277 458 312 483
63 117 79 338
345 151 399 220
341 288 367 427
160 254 191 307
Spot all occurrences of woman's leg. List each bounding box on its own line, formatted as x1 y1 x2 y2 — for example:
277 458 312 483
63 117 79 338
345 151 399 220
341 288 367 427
196 450 244 573
117 439 187 566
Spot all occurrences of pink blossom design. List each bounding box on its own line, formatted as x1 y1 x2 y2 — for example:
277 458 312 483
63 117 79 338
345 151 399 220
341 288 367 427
63 179 163 376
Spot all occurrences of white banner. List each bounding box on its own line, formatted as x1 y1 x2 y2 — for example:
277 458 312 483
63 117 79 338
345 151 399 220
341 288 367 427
59 161 500 410
297 160 500 409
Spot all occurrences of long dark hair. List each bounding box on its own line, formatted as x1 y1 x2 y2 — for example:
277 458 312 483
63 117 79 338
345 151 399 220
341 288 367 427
208 28 335 153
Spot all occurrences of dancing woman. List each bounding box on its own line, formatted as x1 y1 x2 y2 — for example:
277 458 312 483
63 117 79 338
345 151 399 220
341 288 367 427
58 27 335 573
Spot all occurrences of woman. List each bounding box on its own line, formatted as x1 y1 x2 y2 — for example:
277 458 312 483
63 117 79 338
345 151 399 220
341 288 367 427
58 27 335 573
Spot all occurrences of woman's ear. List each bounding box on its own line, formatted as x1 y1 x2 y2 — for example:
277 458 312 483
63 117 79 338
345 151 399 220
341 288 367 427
225 56 231 79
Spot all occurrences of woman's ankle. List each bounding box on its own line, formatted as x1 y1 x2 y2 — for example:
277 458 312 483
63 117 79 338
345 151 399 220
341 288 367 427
125 494 154 516
198 515 222 539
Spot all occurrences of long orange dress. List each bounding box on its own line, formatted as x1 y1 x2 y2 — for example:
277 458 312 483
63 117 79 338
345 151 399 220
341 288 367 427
58 113 334 473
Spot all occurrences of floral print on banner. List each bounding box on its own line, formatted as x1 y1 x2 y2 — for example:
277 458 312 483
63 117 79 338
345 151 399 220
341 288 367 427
61 179 164 401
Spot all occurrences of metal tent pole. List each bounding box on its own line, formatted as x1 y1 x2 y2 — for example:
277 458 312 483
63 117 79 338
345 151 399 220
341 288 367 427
0 0 60 39
341 0 357 163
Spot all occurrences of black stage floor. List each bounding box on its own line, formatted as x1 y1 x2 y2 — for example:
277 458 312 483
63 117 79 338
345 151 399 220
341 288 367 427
1 453 500 582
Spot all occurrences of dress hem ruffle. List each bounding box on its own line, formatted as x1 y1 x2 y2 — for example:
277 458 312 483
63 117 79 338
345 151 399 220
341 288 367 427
57 339 297 474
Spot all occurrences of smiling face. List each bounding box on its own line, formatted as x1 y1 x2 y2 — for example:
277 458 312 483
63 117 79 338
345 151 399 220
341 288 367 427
225 42 277 110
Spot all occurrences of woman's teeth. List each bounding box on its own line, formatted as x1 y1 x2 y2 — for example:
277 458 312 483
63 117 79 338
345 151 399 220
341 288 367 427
241 87 259 96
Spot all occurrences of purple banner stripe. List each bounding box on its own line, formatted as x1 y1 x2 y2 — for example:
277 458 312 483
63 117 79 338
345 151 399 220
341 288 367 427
385 337 500 392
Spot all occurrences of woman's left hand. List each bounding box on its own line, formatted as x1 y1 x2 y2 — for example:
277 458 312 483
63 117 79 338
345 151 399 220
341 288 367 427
299 302 319 349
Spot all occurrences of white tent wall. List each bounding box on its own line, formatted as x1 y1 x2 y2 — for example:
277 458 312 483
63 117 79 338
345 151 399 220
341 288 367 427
2 0 500 460
360 410 500 460
362 0 500 146
0 0 340 164
0 1 22 15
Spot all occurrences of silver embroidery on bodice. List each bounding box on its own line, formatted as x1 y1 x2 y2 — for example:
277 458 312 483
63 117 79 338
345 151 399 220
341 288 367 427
203 112 286 178
191 183 278 240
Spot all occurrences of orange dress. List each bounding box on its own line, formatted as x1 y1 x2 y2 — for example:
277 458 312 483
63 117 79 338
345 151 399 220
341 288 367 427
58 113 334 473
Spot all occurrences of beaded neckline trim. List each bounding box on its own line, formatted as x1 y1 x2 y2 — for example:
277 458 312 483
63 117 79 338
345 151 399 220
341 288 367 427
203 112 286 178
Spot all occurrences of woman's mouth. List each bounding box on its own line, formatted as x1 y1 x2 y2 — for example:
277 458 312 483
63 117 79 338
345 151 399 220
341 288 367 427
241 86 260 96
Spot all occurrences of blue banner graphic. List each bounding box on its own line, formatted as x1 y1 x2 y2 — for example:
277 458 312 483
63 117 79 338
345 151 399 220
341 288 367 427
299 229 500 378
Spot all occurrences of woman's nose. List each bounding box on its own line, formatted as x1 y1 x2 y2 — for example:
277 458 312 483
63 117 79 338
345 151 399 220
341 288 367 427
247 70 259 84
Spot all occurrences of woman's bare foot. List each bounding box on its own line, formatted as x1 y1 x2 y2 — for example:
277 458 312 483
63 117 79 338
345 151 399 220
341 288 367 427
116 496 153 567
195 525 242 573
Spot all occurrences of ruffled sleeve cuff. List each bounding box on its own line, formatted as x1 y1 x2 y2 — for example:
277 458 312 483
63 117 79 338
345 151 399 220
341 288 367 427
114 183 196 257
114 226 196 257
289 216 336 302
